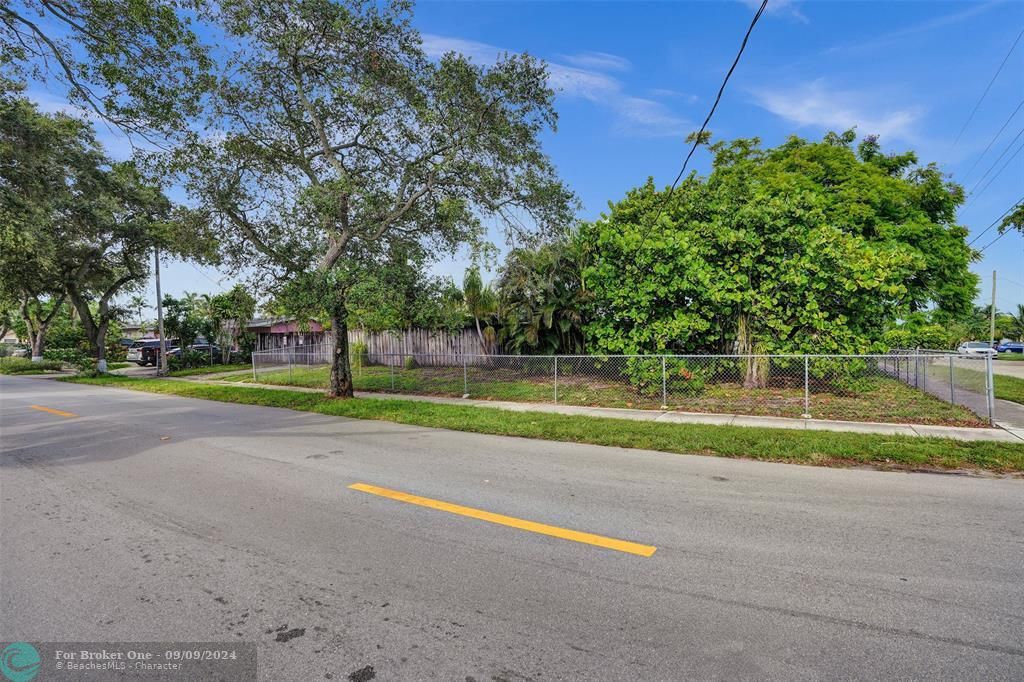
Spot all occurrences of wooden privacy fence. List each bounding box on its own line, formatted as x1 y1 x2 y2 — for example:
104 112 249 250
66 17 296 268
348 328 493 366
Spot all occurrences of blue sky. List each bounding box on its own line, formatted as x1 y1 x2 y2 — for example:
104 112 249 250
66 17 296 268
26 0 1024 313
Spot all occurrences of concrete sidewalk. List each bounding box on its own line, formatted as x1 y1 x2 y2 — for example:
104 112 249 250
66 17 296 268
178 376 1024 443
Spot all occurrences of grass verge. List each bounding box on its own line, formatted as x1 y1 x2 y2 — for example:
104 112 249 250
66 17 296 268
63 375 1024 474
235 364 984 426
167 363 252 377
930 365 1024 405
0 357 63 374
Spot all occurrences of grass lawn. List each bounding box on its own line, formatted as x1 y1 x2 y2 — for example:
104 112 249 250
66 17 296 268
106 362 131 370
998 353 1024 361
233 363 986 427
63 375 1024 473
929 365 1024 405
167 363 252 377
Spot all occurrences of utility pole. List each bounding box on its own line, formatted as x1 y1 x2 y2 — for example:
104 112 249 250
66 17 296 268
989 270 997 348
155 247 168 376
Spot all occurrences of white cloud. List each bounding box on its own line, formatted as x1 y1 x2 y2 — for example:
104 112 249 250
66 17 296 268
420 33 689 137
738 0 808 24
545 63 620 101
559 51 631 72
421 34 503 63
612 97 689 138
649 88 699 104
824 1 1000 55
750 80 922 140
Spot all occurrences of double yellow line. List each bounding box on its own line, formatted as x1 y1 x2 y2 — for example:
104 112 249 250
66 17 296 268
349 483 657 557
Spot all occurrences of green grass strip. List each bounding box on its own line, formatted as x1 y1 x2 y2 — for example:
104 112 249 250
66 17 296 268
934 366 1024 405
167 363 253 377
63 375 1024 474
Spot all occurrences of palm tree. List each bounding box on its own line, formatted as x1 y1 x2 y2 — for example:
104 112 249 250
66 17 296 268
462 269 498 354
129 294 147 325
1012 304 1024 341
496 240 588 355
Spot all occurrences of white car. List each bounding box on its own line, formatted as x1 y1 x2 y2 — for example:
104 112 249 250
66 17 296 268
957 341 997 356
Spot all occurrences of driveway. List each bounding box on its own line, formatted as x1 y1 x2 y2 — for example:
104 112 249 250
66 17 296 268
2 376 1022 680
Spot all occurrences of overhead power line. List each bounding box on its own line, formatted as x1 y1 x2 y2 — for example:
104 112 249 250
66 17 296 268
961 97 1024 183
967 193 1024 246
977 228 1012 254
975 197 1024 253
967 135 1024 208
951 28 1023 149
634 0 768 255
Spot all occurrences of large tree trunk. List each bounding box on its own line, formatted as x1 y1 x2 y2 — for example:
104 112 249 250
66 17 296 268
29 326 47 361
94 322 109 373
68 291 110 372
328 297 354 398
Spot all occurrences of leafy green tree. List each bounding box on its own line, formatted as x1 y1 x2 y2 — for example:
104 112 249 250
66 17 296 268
0 94 216 370
1 0 209 137
497 235 590 354
61 162 204 371
160 293 201 349
207 285 257 362
0 301 12 340
171 0 574 397
346 245 464 334
0 93 84 358
998 201 1023 236
581 131 978 386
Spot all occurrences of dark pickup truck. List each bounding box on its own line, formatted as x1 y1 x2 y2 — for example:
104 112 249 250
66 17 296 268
126 339 179 366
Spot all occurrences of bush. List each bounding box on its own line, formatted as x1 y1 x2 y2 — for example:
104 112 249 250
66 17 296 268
404 355 417 370
0 357 63 374
809 357 878 395
44 347 89 365
106 342 128 362
351 341 369 368
622 357 706 398
168 349 212 371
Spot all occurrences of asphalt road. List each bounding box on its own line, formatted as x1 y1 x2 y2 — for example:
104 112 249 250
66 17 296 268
1 376 1022 680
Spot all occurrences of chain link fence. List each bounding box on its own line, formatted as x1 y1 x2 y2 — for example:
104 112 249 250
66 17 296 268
251 346 996 426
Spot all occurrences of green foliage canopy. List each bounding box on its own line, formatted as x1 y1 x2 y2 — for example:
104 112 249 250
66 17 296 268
172 0 575 396
581 131 979 356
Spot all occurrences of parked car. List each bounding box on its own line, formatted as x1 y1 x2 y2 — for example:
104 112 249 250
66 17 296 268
166 344 223 361
957 341 998 356
126 339 179 366
996 342 1024 354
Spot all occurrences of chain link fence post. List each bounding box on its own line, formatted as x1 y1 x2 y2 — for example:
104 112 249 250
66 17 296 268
949 355 954 404
390 356 395 391
986 352 995 425
463 353 468 398
251 351 256 382
288 347 293 382
553 355 559 404
661 355 667 409
803 354 810 417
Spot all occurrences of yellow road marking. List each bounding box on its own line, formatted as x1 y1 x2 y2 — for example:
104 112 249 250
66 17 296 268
348 482 657 557
29 405 78 418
